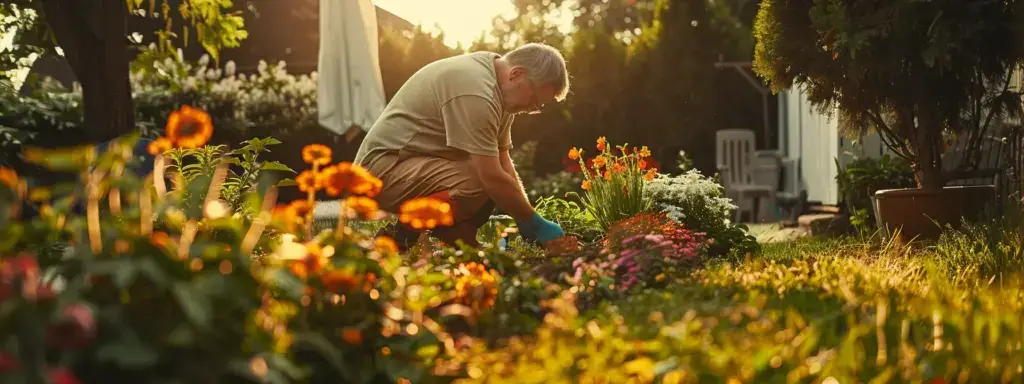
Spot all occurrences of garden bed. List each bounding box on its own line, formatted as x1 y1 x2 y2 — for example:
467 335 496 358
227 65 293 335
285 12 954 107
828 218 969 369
1 129 1021 384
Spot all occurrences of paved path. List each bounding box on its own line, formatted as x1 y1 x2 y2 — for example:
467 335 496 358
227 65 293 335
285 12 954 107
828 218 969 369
745 223 809 243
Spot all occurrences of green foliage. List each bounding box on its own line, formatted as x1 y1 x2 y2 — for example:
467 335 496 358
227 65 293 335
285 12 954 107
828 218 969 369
508 141 584 204
835 154 916 233
645 170 759 258
753 0 1024 188
532 196 602 242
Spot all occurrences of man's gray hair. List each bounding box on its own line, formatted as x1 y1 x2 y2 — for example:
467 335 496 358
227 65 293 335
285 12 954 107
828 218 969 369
503 43 570 102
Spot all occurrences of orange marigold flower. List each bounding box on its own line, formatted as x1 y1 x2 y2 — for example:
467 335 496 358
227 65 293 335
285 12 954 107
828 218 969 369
321 270 360 292
644 168 657 181
296 170 321 193
568 147 581 160
639 146 652 158
301 144 332 166
342 328 363 345
375 236 399 254
149 231 172 248
345 196 379 220
147 137 172 156
0 166 17 189
274 200 313 231
596 136 607 151
581 180 592 191
454 262 499 312
323 163 383 197
592 156 606 169
165 105 214 149
604 170 612 180
399 197 454 230
287 245 328 280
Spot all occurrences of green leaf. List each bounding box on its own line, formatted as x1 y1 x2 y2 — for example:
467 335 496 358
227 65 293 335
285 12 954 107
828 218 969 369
260 161 295 173
114 262 138 289
97 334 160 369
292 333 350 381
137 258 170 288
172 281 213 328
277 178 297 187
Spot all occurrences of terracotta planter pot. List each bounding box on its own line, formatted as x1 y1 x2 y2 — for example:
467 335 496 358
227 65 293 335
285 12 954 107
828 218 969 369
873 185 994 242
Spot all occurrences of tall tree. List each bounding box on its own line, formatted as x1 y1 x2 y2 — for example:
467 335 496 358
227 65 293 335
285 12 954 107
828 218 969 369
1 0 245 143
753 0 1024 189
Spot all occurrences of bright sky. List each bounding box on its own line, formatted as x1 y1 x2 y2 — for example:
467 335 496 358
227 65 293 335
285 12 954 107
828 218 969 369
372 0 572 48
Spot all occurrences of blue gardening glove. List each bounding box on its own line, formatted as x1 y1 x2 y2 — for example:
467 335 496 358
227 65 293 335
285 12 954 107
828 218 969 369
517 212 564 244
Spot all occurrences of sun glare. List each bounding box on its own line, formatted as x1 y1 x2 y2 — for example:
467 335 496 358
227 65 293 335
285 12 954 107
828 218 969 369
373 0 573 48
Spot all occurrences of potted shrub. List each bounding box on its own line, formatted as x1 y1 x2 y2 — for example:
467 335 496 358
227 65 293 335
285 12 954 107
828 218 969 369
753 0 1024 241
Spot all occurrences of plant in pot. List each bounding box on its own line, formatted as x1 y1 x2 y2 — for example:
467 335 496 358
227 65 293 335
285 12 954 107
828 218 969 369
753 0 1024 241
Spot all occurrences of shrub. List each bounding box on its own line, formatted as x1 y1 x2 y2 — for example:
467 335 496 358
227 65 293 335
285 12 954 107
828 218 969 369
835 154 916 233
645 170 759 258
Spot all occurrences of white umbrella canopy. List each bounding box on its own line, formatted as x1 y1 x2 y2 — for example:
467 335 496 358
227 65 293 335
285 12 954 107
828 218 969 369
317 0 387 142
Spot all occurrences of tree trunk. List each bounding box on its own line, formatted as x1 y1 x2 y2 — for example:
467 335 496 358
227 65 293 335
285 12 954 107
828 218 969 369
39 0 134 144
913 113 944 190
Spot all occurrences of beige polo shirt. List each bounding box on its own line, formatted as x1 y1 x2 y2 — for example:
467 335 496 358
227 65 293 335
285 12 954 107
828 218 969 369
354 51 514 167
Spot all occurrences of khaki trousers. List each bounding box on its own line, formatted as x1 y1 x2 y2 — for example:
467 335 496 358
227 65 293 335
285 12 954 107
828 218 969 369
363 152 495 230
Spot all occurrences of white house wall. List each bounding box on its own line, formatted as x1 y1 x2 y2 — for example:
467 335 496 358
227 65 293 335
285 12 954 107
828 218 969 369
782 86 840 205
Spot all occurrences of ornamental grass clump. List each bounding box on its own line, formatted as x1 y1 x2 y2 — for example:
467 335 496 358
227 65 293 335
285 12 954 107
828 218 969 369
566 137 657 230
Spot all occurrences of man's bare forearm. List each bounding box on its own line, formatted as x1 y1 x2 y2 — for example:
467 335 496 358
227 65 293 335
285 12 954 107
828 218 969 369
479 172 535 222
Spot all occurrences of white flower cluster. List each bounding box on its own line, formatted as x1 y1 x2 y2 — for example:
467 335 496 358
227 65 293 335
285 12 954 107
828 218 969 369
126 48 318 133
644 170 736 224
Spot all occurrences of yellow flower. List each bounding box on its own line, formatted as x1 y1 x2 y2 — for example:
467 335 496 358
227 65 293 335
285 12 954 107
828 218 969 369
581 180 592 191
147 137 172 155
301 144 332 166
165 105 214 149
399 197 454 230
455 262 499 312
639 146 651 158
375 236 399 254
663 370 687 384
296 170 321 193
345 196 379 220
596 136 607 151
0 166 17 189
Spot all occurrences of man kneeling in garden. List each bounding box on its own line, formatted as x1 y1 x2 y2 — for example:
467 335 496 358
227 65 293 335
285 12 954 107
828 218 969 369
354 43 567 248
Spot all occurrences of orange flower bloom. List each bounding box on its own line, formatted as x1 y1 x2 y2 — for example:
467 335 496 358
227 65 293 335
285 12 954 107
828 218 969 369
345 196 379 220
321 270 360 292
274 200 313 231
296 170 321 193
611 163 626 174
342 328 363 345
639 146 652 158
287 246 328 280
604 170 612 180
399 197 454 230
581 180 592 191
644 168 657 181
596 136 607 151
638 159 647 170
568 147 581 160
455 262 499 312
165 105 214 149
147 137 172 155
592 156 606 169
0 166 17 189
301 144 332 166
322 163 383 197
375 236 399 254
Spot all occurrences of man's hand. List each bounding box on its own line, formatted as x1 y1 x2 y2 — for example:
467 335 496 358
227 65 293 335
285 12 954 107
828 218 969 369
469 154 564 244
517 212 565 244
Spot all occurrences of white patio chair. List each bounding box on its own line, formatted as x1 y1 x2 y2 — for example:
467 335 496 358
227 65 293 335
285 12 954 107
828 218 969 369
716 129 775 222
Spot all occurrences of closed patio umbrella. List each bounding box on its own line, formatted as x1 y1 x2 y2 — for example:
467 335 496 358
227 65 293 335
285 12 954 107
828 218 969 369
317 0 386 142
